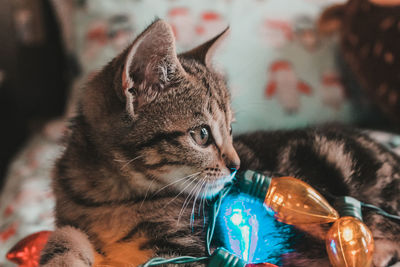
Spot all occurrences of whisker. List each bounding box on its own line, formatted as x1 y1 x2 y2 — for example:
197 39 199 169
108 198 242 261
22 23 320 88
163 175 197 208
183 184 201 226
178 175 205 225
202 188 206 226
121 155 144 170
139 177 156 208
198 177 208 215
190 178 205 229
152 172 201 197
195 177 207 226
198 183 204 215
178 177 201 224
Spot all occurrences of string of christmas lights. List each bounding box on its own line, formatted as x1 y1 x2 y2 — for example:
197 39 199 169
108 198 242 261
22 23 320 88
140 170 400 267
8 170 398 267
236 170 400 267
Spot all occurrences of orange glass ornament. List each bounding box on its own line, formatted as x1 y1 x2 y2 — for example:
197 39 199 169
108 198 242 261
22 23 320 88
326 197 374 267
238 170 339 225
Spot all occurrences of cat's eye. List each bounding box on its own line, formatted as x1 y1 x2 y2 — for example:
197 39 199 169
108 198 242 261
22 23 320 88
190 126 211 146
229 124 233 135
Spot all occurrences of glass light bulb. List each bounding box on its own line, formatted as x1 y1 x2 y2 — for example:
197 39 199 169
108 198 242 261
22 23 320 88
326 216 374 267
217 192 296 265
264 177 339 224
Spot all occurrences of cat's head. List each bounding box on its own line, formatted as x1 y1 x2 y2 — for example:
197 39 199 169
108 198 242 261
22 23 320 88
81 19 239 199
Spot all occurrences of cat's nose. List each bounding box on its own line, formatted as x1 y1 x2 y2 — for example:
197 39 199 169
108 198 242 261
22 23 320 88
222 146 240 173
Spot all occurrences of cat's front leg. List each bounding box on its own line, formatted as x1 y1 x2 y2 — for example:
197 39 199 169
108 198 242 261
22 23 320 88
40 226 94 267
144 230 208 267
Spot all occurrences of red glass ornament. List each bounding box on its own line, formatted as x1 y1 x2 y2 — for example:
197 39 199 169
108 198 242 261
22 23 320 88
6 231 52 267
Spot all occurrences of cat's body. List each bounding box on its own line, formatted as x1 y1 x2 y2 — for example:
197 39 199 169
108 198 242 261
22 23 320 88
40 20 400 267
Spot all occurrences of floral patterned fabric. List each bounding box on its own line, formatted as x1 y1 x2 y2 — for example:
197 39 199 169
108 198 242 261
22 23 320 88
69 0 372 133
0 120 66 266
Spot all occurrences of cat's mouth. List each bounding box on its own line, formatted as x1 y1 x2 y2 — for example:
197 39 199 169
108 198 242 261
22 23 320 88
202 171 235 199
160 166 235 200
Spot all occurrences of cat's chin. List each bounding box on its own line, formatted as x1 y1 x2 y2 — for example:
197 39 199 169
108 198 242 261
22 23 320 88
203 174 234 199
203 185 224 199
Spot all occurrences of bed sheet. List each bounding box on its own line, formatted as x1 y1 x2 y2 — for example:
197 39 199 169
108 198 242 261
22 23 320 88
0 120 66 266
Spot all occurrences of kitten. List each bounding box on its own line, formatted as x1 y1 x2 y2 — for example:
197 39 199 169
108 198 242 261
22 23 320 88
40 20 399 267
41 19 239 267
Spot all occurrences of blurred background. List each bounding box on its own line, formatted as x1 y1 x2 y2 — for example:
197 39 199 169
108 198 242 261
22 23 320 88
0 0 400 264
0 0 70 189
1 0 400 188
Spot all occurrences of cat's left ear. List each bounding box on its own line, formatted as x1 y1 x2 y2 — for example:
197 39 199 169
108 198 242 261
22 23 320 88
121 19 185 118
180 27 230 68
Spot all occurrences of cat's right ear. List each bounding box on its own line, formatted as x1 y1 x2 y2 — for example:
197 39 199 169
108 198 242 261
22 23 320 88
120 19 185 118
180 27 230 68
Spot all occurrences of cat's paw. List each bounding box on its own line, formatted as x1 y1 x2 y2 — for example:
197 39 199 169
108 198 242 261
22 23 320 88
40 226 94 267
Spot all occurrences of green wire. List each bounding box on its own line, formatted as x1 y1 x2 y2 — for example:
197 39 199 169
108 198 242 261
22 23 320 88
314 185 400 222
362 202 400 221
140 256 209 266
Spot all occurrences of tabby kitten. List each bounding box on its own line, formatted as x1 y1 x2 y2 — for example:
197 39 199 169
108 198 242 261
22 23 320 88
40 19 239 267
40 20 399 267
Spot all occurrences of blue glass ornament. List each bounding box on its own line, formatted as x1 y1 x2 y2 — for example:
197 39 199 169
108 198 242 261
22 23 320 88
216 192 298 266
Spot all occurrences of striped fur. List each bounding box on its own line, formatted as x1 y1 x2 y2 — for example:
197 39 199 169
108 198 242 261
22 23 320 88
41 20 399 267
